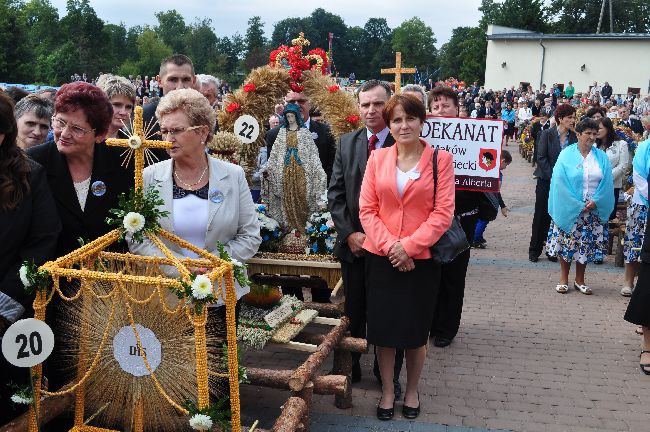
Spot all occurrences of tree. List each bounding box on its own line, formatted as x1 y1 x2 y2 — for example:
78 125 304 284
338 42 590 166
185 18 218 74
245 16 266 55
362 18 394 80
307 9 349 73
0 0 32 82
103 23 128 73
391 17 438 77
154 10 187 53
135 28 173 76
547 0 649 33
479 0 546 32
271 17 311 47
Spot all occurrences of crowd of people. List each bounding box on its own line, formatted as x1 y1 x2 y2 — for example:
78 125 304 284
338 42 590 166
1 51 649 428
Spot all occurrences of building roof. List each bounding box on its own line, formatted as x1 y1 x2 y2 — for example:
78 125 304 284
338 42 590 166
487 32 650 41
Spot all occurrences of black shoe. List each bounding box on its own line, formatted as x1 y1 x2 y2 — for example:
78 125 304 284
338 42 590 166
376 398 395 421
433 336 452 348
402 393 420 419
393 379 402 400
351 362 362 383
529 254 539 262
546 253 558 262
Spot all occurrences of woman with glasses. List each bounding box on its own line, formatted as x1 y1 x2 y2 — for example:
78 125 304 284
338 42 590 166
128 88 261 308
27 81 133 257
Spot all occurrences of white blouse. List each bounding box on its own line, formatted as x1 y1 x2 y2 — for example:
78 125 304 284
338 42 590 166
582 150 603 202
73 177 91 211
396 166 419 197
172 195 209 258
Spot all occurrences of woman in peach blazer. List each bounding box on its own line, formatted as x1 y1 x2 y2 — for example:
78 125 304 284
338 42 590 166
359 95 455 421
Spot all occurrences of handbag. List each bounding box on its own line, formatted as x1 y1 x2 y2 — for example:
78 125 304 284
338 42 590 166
430 148 470 264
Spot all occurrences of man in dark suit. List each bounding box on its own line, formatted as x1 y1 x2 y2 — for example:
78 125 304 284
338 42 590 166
530 110 551 166
601 81 613 102
142 54 197 146
266 90 336 303
328 80 403 394
266 90 336 183
529 104 577 262
619 105 644 135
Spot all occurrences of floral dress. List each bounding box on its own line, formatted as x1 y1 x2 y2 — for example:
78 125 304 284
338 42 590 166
546 211 608 264
623 202 648 263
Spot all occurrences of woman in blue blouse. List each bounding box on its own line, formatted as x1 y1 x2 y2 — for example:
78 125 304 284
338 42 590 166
546 118 614 295
502 102 516 146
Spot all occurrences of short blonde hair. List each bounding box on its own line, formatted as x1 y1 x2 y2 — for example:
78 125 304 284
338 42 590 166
156 88 216 140
96 74 136 102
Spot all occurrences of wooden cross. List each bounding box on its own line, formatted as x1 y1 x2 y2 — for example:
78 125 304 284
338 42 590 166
106 106 172 190
381 52 416 95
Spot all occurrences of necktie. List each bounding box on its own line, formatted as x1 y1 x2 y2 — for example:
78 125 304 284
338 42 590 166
368 134 379 158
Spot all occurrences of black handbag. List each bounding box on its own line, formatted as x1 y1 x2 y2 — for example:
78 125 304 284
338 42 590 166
477 192 500 222
430 148 470 265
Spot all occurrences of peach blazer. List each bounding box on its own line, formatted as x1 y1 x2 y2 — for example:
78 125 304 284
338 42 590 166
359 141 455 259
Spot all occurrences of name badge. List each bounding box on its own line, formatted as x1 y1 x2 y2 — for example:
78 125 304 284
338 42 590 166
407 170 421 180
209 189 224 204
91 180 107 196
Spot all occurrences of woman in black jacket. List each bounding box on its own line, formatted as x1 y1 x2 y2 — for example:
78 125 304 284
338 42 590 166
0 92 61 424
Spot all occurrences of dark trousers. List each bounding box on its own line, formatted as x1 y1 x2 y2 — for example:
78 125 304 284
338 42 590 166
611 188 620 221
431 248 471 340
341 256 403 378
529 178 551 257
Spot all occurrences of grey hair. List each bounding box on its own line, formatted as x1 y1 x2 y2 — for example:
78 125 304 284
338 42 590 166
196 74 220 90
95 74 136 102
640 115 650 126
401 84 428 107
156 88 216 141
14 94 53 121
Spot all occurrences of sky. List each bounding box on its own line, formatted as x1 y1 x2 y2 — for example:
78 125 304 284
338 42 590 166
49 0 483 48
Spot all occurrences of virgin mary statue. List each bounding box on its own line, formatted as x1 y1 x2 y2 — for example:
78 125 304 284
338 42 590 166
262 103 326 232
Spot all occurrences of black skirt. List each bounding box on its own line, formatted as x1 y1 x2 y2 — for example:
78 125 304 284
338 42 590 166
365 253 440 349
624 261 650 327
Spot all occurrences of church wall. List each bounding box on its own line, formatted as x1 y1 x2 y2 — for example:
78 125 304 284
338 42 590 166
485 38 650 95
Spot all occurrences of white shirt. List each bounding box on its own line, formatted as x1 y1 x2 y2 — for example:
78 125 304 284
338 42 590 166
74 177 91 211
582 149 603 202
517 107 532 121
366 127 390 150
396 166 418 197
172 195 209 258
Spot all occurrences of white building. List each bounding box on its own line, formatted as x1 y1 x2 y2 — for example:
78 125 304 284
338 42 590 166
485 25 650 96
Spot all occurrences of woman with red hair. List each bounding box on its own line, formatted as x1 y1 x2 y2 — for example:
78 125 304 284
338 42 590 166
27 81 134 256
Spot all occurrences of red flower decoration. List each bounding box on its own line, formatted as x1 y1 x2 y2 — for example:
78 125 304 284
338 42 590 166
243 83 256 92
328 85 339 93
346 115 360 124
226 102 241 113
288 68 303 81
289 82 305 93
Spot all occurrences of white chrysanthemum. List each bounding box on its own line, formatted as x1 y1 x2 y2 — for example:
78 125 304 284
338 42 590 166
188 413 213 430
231 258 243 268
19 265 30 287
123 212 145 234
11 394 32 405
191 275 213 300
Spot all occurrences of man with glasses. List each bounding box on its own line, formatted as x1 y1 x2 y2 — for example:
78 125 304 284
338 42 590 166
265 90 336 303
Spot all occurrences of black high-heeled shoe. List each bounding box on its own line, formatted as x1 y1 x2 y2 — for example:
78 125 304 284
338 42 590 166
640 350 650 376
402 392 420 419
376 397 395 421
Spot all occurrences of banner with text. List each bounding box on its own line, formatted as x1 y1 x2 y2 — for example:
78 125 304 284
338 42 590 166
421 116 503 192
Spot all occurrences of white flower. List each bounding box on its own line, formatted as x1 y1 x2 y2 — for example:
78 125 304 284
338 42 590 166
19 265 30 287
11 394 32 405
231 258 243 268
123 212 145 234
191 275 213 300
189 413 213 430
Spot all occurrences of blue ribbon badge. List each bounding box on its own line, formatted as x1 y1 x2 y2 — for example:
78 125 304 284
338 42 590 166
209 189 224 204
91 180 107 197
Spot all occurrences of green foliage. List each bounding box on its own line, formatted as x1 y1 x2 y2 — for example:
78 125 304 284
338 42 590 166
479 0 546 32
245 16 266 55
136 28 173 76
547 0 650 33
183 395 231 430
185 18 219 74
105 183 169 243
20 260 51 295
154 9 187 53
439 27 487 85
0 0 32 82
392 17 438 74
221 344 249 384
214 241 250 289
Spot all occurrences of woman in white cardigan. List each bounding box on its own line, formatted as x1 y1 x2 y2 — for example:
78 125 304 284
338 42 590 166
597 117 630 221
128 88 261 308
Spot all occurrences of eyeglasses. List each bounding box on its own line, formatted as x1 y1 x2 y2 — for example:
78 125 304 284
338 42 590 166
159 125 202 137
286 99 308 105
51 116 95 138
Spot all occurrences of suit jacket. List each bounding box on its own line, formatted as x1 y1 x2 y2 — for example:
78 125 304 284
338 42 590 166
531 120 551 144
27 141 134 257
128 157 261 302
142 99 172 161
533 126 577 181
359 143 455 259
622 118 644 135
0 160 61 312
266 120 336 183
327 128 395 263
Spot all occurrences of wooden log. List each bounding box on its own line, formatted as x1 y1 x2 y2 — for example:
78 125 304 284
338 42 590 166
246 368 348 397
288 317 350 392
272 397 307 432
302 302 343 318
1 390 75 432
332 349 353 409
293 332 367 354
292 381 313 432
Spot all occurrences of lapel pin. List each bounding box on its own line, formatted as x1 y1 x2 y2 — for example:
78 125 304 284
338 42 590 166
91 180 107 197
209 189 224 204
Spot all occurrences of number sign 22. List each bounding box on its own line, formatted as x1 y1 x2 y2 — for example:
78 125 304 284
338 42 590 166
233 115 260 144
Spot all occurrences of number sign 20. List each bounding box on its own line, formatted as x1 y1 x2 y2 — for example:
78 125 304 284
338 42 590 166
2 318 54 368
